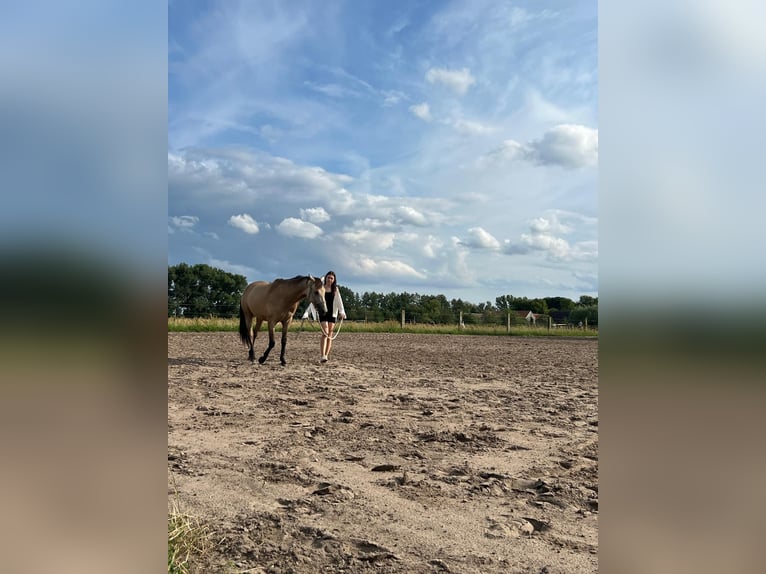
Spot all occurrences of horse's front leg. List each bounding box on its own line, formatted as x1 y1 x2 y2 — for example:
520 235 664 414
258 322 276 364
279 322 289 366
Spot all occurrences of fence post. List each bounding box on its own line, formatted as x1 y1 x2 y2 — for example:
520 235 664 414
548 316 552 331
459 311 463 329
585 317 588 330
401 309 405 329
507 312 511 333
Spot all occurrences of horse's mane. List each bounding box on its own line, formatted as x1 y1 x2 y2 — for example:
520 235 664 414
273 275 310 285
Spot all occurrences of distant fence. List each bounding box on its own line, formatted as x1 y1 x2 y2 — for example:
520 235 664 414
169 303 596 331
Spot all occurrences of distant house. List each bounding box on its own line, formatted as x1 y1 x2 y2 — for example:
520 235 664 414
515 310 539 324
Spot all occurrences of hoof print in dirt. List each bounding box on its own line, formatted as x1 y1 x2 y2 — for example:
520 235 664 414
429 558 451 571
485 517 539 539
351 538 399 562
370 463 401 472
311 482 355 501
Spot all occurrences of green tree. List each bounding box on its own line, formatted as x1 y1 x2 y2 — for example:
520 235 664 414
338 285 359 319
544 296 575 313
168 263 247 317
570 305 598 326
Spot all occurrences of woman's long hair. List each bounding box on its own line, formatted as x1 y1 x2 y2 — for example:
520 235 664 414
324 270 338 293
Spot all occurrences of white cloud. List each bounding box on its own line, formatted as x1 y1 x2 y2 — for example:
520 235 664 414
528 124 598 168
300 206 331 223
228 213 260 234
448 118 497 135
425 67 476 95
459 227 501 250
395 205 428 226
529 214 572 235
350 217 397 230
206 258 255 278
382 90 407 107
481 124 598 169
169 215 199 231
168 148 354 206
502 214 598 261
400 233 443 258
303 80 357 99
277 217 323 239
338 228 395 251
482 139 530 163
409 102 432 121
350 257 426 279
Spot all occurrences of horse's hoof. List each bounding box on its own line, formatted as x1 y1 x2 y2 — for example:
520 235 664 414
258 356 266 364
280 361 287 366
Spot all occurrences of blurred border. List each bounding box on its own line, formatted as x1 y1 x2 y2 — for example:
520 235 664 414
0 2 167 572
601 0 766 572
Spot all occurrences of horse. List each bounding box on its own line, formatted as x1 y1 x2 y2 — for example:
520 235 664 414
238 275 327 366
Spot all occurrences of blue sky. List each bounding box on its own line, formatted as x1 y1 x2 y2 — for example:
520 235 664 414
168 0 597 303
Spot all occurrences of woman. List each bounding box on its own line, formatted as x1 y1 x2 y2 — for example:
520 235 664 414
318 270 345 362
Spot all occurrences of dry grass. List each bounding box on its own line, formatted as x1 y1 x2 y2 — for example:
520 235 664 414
168 494 214 574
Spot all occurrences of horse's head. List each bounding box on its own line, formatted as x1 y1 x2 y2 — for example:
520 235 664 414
308 275 328 314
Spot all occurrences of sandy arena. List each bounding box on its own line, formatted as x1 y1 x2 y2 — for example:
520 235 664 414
168 331 598 573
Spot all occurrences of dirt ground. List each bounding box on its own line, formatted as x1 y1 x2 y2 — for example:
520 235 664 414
168 331 598 573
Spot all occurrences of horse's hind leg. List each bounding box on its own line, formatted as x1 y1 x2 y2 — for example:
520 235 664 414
249 319 263 362
258 322 276 364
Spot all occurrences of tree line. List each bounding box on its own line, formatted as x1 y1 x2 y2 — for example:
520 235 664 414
168 263 598 326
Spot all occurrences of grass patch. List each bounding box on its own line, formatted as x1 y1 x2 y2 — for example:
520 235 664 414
168 317 597 337
168 495 213 574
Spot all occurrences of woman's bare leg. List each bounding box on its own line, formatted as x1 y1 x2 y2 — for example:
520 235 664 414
325 323 335 357
320 322 328 358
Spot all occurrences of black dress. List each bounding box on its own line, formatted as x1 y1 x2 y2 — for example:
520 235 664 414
320 290 336 323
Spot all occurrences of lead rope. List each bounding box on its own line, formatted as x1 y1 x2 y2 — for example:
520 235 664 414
319 316 343 340
298 309 343 340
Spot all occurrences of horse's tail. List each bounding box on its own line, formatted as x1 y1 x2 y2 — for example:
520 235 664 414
238 303 251 347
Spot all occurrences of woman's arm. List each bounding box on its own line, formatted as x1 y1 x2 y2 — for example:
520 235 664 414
336 290 346 319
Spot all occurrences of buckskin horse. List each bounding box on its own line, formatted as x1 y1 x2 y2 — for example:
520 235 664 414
239 275 327 366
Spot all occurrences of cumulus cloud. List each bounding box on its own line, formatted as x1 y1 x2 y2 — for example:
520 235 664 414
338 229 395 251
482 124 598 169
400 233 443 258
350 257 426 279
276 217 323 239
228 213 260 234
459 227 501 250
168 148 354 206
425 67 476 95
395 205 428 226
529 124 598 168
300 206 331 223
169 215 199 232
409 102 432 121
529 214 572 235
502 214 597 261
